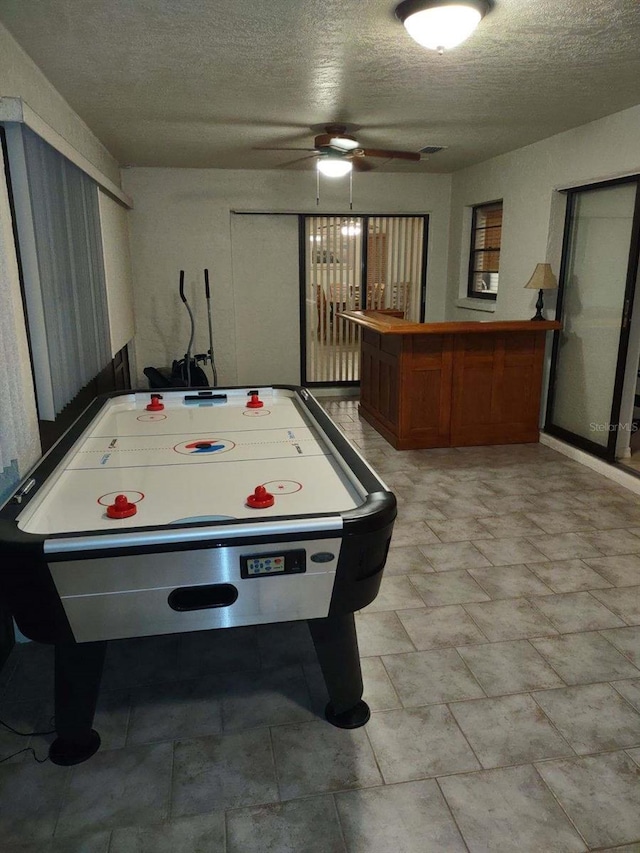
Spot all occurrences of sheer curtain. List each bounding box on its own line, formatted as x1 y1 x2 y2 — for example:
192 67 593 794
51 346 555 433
0 148 40 505
7 125 111 421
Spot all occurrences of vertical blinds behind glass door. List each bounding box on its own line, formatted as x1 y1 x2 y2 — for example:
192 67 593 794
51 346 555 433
21 126 111 419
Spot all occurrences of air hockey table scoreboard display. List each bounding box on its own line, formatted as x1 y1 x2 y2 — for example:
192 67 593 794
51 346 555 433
0 386 396 765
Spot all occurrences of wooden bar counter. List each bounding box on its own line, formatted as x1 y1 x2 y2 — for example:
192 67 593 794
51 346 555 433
338 310 561 450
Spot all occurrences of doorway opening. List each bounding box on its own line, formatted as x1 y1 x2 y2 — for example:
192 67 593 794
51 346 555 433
301 214 428 385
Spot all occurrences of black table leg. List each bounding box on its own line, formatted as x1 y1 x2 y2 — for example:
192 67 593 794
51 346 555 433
50 640 107 766
308 612 370 729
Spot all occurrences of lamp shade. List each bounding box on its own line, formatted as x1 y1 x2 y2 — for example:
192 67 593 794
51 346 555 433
317 158 352 178
524 263 558 290
395 0 489 52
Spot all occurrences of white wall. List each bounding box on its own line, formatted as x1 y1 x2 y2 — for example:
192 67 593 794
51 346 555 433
446 104 640 322
121 168 452 386
98 190 135 356
231 214 300 386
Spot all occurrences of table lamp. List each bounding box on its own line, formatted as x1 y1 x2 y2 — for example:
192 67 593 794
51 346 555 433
524 263 557 321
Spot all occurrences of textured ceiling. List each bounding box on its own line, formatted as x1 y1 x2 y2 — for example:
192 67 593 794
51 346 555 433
1 0 640 172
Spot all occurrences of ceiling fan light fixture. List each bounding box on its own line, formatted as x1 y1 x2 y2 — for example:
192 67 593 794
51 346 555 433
395 0 489 52
330 136 359 151
317 158 353 177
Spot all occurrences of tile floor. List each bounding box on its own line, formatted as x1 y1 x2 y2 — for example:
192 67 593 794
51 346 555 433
1 397 640 852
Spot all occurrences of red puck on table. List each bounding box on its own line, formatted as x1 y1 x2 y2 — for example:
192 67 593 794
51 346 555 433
107 494 137 519
146 394 164 411
246 485 274 508
246 394 263 409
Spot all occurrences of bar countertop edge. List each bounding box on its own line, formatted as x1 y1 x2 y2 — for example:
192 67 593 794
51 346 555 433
337 310 562 335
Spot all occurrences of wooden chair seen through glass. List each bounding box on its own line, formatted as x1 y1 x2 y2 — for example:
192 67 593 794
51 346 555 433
468 201 503 299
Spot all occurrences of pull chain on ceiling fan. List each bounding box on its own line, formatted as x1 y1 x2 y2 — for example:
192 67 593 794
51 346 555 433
256 123 422 208
257 123 421 175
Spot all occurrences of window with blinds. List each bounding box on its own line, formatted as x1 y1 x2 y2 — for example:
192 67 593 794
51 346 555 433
467 200 503 300
0 131 40 505
304 215 426 384
5 125 112 421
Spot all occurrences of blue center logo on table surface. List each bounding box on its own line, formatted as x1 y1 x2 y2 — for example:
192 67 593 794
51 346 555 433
174 438 235 457
189 442 225 453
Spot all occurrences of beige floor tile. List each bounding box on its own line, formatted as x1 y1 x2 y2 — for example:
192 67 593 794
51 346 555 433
573 505 637 530
468 564 554 599
5 831 111 853
477 513 546 539
172 730 278 817
397 605 488 650
111 813 224 853
581 529 640 556
528 591 625 633
271 720 382 799
389 521 439 548
430 497 494 519
382 545 434 575
531 632 640 684
532 683 640 754
410 571 490 606
426 517 495 542
226 797 345 853
448 693 574 768
361 576 425 613
417 540 493 572
355 612 415 657
381 648 485 706
365 706 480 783
457 639 564 696
463 598 558 641
583 554 640 586
438 765 586 853
611 678 640 712
474 537 548 566
479 478 543 497
524 492 588 513
526 559 613 593
0 760 69 844
573 488 631 507
523 509 594 534
477 494 537 515
600 626 640 666
525 532 604 562
59 742 172 834
335 780 467 853
394 501 447 522
535 752 640 849
591 585 640 624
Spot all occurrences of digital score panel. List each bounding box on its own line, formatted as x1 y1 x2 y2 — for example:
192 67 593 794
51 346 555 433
240 549 306 579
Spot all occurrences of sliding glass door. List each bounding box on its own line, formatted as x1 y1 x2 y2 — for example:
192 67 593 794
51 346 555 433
546 177 640 459
302 214 428 385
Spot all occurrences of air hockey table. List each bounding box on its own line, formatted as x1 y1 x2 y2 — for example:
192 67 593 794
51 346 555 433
0 386 396 765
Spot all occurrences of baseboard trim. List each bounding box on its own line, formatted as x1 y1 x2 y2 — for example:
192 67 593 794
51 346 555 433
539 432 640 496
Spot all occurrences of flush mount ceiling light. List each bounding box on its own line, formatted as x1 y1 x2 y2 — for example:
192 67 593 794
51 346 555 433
395 0 489 53
317 157 353 177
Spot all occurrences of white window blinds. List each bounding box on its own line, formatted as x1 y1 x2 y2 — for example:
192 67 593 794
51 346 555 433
0 144 40 504
6 125 111 420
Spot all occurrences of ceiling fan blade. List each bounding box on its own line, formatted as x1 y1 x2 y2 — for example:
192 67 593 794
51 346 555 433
362 148 421 161
277 153 318 168
352 158 374 172
253 146 318 152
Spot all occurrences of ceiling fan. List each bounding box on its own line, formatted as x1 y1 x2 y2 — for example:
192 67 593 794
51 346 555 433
257 124 421 173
